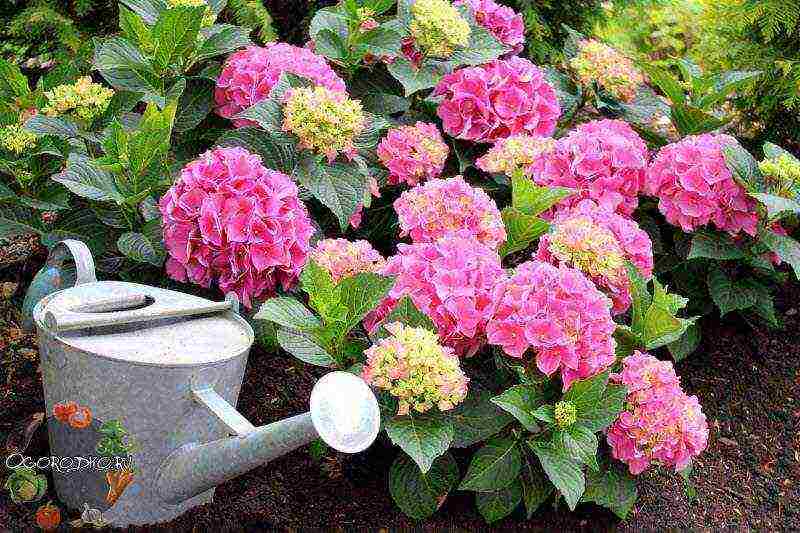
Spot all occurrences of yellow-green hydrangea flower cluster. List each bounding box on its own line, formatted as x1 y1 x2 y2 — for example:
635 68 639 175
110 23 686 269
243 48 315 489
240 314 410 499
362 322 469 416
759 153 800 198
167 0 216 26
546 216 626 284
554 400 577 428
570 39 645 103
476 135 556 177
409 0 471 58
42 77 114 123
0 124 37 155
282 86 365 162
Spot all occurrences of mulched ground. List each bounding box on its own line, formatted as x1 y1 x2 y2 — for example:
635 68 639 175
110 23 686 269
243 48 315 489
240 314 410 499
1 266 798 531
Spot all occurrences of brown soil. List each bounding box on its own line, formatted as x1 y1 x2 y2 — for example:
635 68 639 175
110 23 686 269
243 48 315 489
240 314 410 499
1 272 798 532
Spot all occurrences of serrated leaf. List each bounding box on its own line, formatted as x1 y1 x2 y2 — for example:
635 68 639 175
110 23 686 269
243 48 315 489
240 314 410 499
360 93 410 115
299 260 342 322
215 127 297 174
120 7 153 51
448 386 513 448
459 437 522 492
117 231 164 266
707 268 757 316
582 462 638 519
254 297 322 331
449 19 507 67
511 175 574 216
751 193 800 222
687 230 745 260
0 205 45 239
275 328 335 367
491 384 546 433
372 296 436 340
668 322 701 362
233 98 283 132
120 0 167 25
385 412 454 473
643 304 682 346
195 24 252 63
699 70 761 109
174 78 214 132
639 64 685 104
315 28 348 61
498 207 550 257
560 425 598 471
759 227 800 280
337 272 395 333
296 155 368 230
529 440 585 511
389 452 458 520
671 104 728 135
24 116 79 140
626 261 651 337
475 480 522 524
359 26 402 56
723 143 762 193
0 58 30 100
386 59 444 97
309 5 349 42
94 37 161 94
52 154 123 202
152 6 204 72
520 454 553 518
543 67 580 121
563 372 607 413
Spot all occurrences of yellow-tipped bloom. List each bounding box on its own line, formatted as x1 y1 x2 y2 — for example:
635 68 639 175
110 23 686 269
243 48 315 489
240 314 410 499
476 135 556 177
167 0 216 26
570 39 644 102
362 322 469 416
554 400 577 428
547 216 626 283
759 153 800 198
0 124 37 155
42 77 114 123
409 0 471 58
282 86 365 162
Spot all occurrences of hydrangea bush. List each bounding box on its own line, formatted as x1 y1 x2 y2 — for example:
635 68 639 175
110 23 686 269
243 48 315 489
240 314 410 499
5 0 800 527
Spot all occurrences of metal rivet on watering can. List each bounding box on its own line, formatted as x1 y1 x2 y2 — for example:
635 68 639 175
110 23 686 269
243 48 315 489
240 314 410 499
31 240 380 528
22 240 96 330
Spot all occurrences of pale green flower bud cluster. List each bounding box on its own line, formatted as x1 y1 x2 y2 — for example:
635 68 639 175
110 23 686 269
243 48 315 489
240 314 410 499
42 77 114 123
409 0 471 58
282 86 365 162
759 153 800 198
0 124 37 155
554 400 577 428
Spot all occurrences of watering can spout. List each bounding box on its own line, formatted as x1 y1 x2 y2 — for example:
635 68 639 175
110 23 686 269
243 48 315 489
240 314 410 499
155 372 381 505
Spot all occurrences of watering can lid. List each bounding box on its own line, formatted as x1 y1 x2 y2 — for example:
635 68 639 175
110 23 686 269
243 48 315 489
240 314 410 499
34 281 253 367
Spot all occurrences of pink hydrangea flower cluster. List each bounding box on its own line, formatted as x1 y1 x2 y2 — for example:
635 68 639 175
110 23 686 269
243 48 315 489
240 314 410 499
159 146 314 308
529 119 649 216
535 200 654 314
607 351 709 475
454 0 525 56
393 176 507 250
645 133 759 236
433 57 561 143
364 235 507 357
486 261 616 390
214 44 346 127
362 322 469 416
377 122 449 187
310 238 385 283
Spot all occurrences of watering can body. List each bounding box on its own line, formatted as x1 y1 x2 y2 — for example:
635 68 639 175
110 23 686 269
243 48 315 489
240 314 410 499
32 243 254 526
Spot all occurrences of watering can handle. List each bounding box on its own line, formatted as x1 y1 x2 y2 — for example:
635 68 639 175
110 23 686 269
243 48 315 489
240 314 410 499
44 292 240 333
48 240 97 285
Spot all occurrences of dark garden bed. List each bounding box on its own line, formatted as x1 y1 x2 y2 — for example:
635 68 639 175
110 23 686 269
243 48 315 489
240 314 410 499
1 263 797 531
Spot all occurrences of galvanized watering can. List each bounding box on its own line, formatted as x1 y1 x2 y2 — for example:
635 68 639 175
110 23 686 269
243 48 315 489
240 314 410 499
30 240 380 527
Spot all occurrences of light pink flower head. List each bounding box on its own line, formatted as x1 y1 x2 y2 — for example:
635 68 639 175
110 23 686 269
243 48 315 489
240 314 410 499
310 238 385 283
607 351 709 475
529 119 649 217
377 122 449 187
214 44 346 127
433 57 560 143
645 133 759 236
486 261 616 390
364 234 507 357
159 146 314 308
394 176 506 250
454 0 525 56
535 200 653 314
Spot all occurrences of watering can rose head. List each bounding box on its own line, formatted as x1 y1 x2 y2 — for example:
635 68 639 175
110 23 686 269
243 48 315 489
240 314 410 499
160 146 314 308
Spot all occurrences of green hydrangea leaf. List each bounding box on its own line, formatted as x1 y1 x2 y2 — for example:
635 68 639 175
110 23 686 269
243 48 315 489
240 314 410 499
117 231 165 266
511 175 574 216
668 321 701 362
385 412 454 473
254 297 322 331
528 439 585 511
759 227 800 280
275 328 335 367
498 207 550 258
336 272 395 333
475 479 522 524
447 386 513 448
459 437 522 492
687 230 745 260
519 453 554 518
389 452 458 520
582 462 638 519
490 384 546 433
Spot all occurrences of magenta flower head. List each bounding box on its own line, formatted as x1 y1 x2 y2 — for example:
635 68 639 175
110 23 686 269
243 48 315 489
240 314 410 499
646 133 759 236
393 176 506 250
159 146 315 308
535 200 654 314
377 122 449 187
454 0 525 56
364 234 507 357
486 261 616 390
310 238 385 283
529 119 649 217
214 44 346 127
433 57 561 143
607 351 709 475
